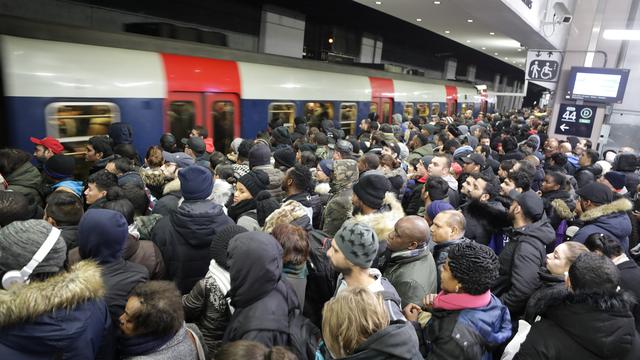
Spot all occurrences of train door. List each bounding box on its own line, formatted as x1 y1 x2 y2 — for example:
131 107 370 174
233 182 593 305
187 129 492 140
205 93 240 155
444 85 458 116
166 92 203 142
371 97 393 123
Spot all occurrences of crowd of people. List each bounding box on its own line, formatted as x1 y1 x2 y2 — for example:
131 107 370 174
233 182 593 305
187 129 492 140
1 108 640 359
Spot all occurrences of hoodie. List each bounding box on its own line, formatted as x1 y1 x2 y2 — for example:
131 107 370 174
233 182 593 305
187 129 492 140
223 232 299 348
340 322 423 360
152 200 233 293
572 198 633 251
78 209 149 320
51 180 84 198
6 161 43 207
322 159 359 236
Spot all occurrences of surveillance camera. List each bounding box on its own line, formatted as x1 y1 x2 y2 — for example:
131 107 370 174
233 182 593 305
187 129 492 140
553 2 573 24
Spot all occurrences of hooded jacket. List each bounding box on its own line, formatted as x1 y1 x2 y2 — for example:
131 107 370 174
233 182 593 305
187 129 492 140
572 198 633 251
78 209 149 320
422 294 512 360
152 200 233 294
322 159 359 236
407 144 434 163
6 161 43 208
353 192 405 242
541 190 575 229
338 322 423 360
223 232 300 348
523 270 565 323
252 164 286 202
153 178 181 217
291 123 308 143
0 261 112 359
493 217 556 319
461 199 511 246
515 290 640 360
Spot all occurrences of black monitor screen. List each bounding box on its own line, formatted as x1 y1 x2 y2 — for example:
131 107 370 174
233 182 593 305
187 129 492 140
565 67 630 103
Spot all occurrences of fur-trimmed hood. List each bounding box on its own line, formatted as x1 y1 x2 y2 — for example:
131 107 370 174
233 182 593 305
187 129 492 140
0 261 104 328
353 192 404 241
579 198 633 222
551 198 575 220
163 177 181 195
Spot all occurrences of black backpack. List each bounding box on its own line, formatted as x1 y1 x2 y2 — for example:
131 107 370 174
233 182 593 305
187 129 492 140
303 229 338 327
287 308 322 360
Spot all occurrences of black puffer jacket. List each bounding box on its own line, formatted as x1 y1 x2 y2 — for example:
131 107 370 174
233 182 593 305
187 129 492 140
515 290 640 360
223 232 300 348
523 270 564 323
541 190 575 229
493 217 556 319
461 199 511 246
337 322 422 360
152 200 233 293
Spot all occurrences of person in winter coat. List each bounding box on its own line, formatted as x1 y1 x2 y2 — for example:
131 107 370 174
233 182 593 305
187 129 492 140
540 171 576 230
322 287 422 360
574 149 600 189
86 135 116 175
322 159 359 236
272 223 310 308
493 191 555 325
430 210 471 291
118 281 198 359
78 209 149 321
291 117 309 143
223 231 301 348
0 220 112 359
43 190 84 249
523 241 589 323
281 164 323 228
140 145 167 199
584 233 640 332
228 170 270 231
383 215 437 307
515 253 640 360
42 154 84 198
572 182 633 251
183 225 248 358
407 133 434 164
0 148 44 208
152 165 234 294
613 153 640 198
248 142 285 201
404 242 512 360
151 152 194 216
459 173 510 246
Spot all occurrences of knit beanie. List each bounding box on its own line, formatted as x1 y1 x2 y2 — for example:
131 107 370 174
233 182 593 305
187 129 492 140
248 143 271 168
238 170 270 198
319 159 334 178
178 165 214 201
210 224 248 270
353 173 392 209
272 126 292 146
255 190 281 227
604 171 626 190
427 200 455 220
273 147 296 169
44 154 76 180
333 222 379 268
0 220 67 275
447 241 499 295
238 140 254 159
230 138 244 154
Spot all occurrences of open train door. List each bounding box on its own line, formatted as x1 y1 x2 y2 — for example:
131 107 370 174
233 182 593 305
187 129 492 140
445 85 458 116
369 77 394 123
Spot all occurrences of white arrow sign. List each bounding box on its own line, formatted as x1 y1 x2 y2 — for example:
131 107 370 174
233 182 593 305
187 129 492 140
560 123 569 132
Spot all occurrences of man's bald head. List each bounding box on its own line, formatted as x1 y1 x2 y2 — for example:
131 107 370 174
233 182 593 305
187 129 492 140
387 215 431 251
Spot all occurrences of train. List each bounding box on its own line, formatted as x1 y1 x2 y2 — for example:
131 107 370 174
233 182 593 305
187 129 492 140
0 17 495 157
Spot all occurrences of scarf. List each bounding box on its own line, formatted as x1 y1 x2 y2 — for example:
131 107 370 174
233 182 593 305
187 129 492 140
117 327 177 356
283 262 308 279
433 290 491 311
227 199 256 222
208 259 234 313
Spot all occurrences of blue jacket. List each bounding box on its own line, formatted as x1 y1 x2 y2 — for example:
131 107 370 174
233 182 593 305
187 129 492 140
0 261 112 359
572 198 633 252
420 294 512 360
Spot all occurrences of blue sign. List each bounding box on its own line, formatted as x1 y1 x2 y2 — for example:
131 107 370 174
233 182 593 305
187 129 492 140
554 103 597 138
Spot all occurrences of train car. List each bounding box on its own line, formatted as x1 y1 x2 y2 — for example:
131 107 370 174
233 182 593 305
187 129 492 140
0 25 493 158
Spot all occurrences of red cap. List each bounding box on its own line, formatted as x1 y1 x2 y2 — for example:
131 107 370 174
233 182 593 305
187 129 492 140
30 137 64 154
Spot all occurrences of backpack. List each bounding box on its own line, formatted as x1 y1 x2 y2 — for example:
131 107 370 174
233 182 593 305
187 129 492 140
308 194 324 230
287 308 322 360
303 229 338 327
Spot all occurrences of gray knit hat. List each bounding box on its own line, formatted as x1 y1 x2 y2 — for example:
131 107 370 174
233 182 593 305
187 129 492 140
0 220 67 275
333 222 379 268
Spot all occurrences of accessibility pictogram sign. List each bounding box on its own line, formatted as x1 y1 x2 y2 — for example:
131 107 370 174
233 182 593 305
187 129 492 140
526 50 563 82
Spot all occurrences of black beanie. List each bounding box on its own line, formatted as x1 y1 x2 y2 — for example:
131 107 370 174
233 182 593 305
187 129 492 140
255 190 281 227
248 143 271 168
238 170 270 198
273 147 296 169
447 241 499 295
238 140 254 159
210 224 248 270
272 126 292 145
44 154 76 180
353 173 392 209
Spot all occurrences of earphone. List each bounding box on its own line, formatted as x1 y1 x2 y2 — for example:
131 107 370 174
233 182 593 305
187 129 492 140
2 227 61 289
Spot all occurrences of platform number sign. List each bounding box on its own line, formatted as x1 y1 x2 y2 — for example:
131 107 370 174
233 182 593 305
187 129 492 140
554 104 597 138
526 50 562 82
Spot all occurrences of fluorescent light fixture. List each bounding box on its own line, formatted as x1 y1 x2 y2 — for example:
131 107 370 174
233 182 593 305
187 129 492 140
517 48 522 51
505 57 509 60
375 1 382 4
434 1 441 4
467 19 473 23
416 18 422 22
494 52 499 55
466 40 471 43
603 29 640 40
481 47 486 50
444 30 451 34
489 32 495 35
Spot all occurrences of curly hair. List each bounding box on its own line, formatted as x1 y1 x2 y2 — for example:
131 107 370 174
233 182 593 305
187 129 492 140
447 242 499 295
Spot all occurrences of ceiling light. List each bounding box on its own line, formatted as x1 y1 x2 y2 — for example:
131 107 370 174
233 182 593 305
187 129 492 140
603 29 640 40
494 52 499 55
328 38 334 44
489 32 495 35
467 19 473 23
434 0 441 4
375 1 382 4
481 47 486 50
416 18 422 22
466 40 471 43
513 61 516 64
504 57 509 60
444 30 451 34
517 48 522 51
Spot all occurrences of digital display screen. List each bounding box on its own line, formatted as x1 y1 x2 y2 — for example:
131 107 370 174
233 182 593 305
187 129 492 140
565 67 630 103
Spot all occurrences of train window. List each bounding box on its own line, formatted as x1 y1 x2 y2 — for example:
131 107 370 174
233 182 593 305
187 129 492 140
45 102 120 141
212 101 235 155
269 103 296 128
404 103 414 119
169 101 196 141
304 102 334 125
416 103 429 118
382 99 391 124
369 102 378 116
431 103 441 117
339 103 357 136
